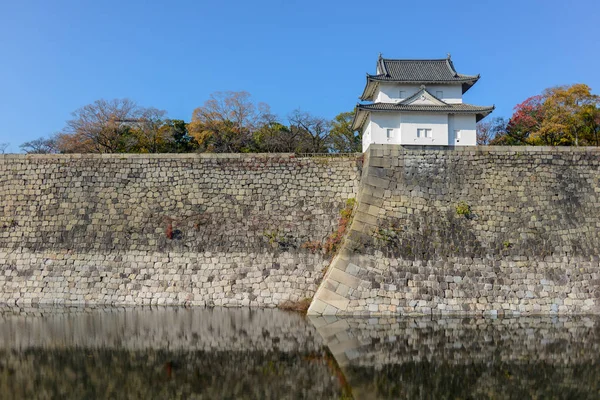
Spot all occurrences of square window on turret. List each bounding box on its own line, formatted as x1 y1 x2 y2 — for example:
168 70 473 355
417 129 432 138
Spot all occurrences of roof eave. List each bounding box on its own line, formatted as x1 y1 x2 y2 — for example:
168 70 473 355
351 107 369 131
475 105 495 122
368 77 478 85
356 104 496 115
461 75 480 94
359 76 378 101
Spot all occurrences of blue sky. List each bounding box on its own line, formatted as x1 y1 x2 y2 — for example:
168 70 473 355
1 0 599 152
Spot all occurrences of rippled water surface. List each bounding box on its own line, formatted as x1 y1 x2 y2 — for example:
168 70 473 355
1 307 600 399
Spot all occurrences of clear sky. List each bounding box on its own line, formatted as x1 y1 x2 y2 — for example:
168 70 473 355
1 0 599 152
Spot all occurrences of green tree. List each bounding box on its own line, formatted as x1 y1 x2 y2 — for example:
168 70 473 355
252 121 302 152
329 111 361 152
160 119 197 152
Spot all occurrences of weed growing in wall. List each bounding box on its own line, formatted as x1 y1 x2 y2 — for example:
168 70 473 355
374 225 403 245
263 230 294 250
455 202 472 218
301 241 322 254
323 198 356 256
278 298 312 313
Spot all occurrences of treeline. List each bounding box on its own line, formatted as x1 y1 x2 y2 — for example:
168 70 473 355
20 92 360 154
20 84 600 154
477 84 600 146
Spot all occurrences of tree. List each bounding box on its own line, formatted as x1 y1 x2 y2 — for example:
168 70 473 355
188 91 270 153
122 107 171 153
477 117 507 145
579 103 600 146
55 98 170 153
252 121 302 152
20 137 57 154
158 119 197 152
288 109 331 153
0 143 9 154
329 111 361 152
503 95 545 145
532 84 599 146
59 98 142 153
492 84 600 146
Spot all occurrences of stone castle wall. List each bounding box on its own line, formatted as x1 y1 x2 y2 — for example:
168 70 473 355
310 145 600 315
2 146 600 314
0 153 361 306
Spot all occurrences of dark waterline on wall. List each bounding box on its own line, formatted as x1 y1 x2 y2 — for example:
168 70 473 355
0 307 599 399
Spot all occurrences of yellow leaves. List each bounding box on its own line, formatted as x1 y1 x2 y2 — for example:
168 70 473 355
523 84 600 146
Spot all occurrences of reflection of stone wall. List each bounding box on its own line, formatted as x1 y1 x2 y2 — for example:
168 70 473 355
0 307 323 352
0 309 343 399
0 349 344 400
310 145 600 315
312 315 600 399
0 154 361 306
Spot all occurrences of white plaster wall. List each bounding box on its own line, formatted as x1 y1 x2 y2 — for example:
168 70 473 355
451 114 477 146
371 86 380 103
448 114 455 144
362 120 373 152
375 83 463 104
399 113 449 146
365 113 450 147
370 114 402 146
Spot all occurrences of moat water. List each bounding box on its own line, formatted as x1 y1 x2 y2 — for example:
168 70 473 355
0 307 599 399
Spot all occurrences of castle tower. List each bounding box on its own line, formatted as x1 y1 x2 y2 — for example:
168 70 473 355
353 54 494 151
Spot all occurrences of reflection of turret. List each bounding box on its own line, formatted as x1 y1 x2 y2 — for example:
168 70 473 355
310 315 600 400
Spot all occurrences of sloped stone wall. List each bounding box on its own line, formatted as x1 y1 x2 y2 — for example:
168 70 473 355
0 153 361 306
310 145 600 315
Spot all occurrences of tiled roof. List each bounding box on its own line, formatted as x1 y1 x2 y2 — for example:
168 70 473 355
372 57 479 83
356 102 494 113
351 102 495 130
360 56 481 100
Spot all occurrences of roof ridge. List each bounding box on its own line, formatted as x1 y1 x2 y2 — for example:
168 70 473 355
445 59 459 78
381 58 447 62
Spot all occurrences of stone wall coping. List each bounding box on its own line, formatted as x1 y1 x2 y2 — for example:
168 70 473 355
0 153 362 161
368 144 600 153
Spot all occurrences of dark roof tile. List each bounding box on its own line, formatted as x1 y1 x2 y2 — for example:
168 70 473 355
357 102 494 113
372 58 479 83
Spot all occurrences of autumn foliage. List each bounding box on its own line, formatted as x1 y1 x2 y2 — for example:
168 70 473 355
21 92 361 154
485 84 600 146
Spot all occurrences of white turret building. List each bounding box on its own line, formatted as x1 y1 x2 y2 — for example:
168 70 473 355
353 54 494 151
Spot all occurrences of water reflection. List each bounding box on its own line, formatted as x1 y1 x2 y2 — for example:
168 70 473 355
1 307 600 399
0 307 343 400
310 315 600 399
